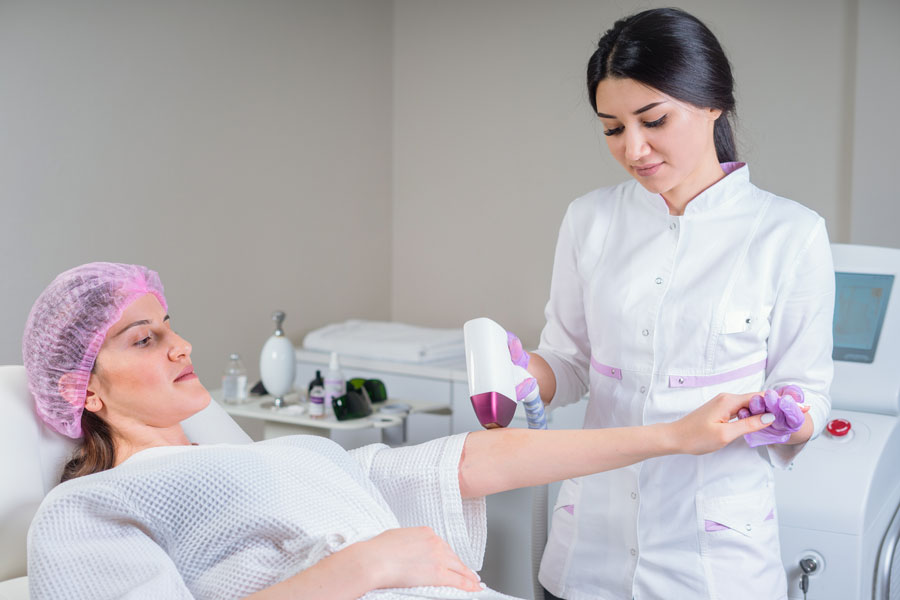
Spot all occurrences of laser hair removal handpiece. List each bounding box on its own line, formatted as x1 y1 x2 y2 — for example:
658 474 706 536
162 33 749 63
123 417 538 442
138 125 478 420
464 317 520 429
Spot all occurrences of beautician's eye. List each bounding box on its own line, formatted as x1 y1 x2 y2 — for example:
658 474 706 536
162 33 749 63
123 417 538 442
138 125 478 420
644 115 667 128
603 125 624 137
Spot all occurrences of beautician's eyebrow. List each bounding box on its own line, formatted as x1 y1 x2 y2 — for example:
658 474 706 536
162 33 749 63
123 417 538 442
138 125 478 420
596 101 667 119
112 315 170 338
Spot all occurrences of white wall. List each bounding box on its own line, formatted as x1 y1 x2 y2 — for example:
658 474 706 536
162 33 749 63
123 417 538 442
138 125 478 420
0 0 393 386
392 0 858 348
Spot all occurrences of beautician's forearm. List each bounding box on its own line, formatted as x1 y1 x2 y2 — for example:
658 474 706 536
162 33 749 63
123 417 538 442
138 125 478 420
458 425 676 499
244 541 376 600
526 352 556 405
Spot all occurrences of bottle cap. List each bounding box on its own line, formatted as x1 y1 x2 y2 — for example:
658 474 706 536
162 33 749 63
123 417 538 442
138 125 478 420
329 351 340 370
229 353 240 361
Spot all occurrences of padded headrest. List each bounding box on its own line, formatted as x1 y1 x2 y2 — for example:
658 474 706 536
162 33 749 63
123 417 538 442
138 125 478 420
0 365 251 580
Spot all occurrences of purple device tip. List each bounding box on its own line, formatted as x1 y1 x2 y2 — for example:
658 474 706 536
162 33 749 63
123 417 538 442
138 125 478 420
471 391 517 429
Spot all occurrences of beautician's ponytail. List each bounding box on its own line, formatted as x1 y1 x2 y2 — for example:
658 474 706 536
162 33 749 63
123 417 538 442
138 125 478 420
60 389 116 482
587 7 738 163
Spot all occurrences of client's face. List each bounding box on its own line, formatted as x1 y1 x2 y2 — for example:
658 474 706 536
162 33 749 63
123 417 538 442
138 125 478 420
86 293 210 431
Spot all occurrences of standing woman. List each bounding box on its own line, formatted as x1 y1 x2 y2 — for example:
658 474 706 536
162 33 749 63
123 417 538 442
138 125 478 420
519 8 835 600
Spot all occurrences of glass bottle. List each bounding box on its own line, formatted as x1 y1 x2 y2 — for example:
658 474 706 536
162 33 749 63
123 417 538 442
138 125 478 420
222 353 248 404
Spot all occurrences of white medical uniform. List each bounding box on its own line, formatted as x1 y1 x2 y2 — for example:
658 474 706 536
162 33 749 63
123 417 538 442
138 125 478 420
535 163 834 600
27 434 520 600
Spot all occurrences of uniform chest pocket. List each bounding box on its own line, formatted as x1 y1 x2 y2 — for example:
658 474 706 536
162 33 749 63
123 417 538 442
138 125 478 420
722 310 756 334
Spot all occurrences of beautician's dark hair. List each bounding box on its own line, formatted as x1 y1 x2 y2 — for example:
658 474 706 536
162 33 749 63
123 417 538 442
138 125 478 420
587 7 738 163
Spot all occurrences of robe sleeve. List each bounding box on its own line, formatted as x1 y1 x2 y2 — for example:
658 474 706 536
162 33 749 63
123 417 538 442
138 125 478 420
348 433 486 571
763 217 835 468
27 484 193 600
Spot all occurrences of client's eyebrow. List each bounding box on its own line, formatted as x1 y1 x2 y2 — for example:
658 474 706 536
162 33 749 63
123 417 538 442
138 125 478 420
596 101 667 119
112 315 170 338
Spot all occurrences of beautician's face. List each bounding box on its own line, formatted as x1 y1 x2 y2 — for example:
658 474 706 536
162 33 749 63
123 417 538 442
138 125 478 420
594 77 721 200
86 293 209 428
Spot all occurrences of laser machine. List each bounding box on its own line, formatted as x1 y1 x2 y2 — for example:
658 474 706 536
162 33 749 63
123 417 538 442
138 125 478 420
775 243 900 599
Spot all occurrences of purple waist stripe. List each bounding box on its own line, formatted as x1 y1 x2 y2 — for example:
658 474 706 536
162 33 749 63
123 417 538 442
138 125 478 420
590 358 623 380
669 359 767 389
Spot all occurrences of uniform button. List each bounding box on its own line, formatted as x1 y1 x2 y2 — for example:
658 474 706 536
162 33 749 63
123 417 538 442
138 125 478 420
655 277 663 285
678 377 684 384
640 386 647 394
642 329 650 337
610 369 616 375
745 524 752 532
630 548 637 556
631 492 637 499
669 222 677 230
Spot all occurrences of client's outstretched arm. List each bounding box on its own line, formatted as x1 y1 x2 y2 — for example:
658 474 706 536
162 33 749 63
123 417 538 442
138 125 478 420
458 392 773 499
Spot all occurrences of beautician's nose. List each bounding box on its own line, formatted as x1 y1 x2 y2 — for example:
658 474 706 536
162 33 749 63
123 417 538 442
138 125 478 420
168 333 192 360
624 128 650 162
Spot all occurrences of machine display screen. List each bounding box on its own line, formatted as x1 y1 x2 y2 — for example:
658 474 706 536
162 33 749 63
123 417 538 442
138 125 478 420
832 272 894 363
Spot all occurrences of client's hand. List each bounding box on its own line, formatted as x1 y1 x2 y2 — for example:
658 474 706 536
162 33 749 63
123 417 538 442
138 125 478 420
737 386 807 447
669 392 776 455
360 527 482 593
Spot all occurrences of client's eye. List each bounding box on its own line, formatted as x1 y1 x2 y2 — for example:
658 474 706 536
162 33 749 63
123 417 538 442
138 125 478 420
135 335 151 347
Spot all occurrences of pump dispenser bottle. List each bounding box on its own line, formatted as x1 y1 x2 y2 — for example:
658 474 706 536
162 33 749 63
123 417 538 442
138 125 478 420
323 352 345 415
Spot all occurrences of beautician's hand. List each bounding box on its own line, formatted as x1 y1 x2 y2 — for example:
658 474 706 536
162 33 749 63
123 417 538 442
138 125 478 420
506 330 537 400
738 386 807 447
360 527 482 593
669 392 777 455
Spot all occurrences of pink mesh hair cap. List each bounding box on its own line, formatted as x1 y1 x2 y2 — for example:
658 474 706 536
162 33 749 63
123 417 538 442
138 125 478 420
22 262 167 439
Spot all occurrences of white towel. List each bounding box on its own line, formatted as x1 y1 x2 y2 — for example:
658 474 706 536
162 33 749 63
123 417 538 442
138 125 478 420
302 320 464 363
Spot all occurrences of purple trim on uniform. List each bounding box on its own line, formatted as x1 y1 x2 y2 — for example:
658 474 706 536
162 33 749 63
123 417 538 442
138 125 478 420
470 391 517 429
704 520 728 532
705 509 774 532
721 161 746 174
561 505 575 515
590 358 623 380
668 359 767 388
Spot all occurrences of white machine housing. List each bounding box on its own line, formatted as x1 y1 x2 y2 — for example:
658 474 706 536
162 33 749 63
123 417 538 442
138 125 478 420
775 243 900 599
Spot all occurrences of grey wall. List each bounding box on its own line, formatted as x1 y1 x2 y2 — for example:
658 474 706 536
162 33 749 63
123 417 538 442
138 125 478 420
391 0 860 348
0 0 393 387
2 0 896 389
850 0 900 246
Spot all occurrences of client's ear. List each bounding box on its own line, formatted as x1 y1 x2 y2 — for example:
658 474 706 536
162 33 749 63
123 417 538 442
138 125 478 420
57 372 104 412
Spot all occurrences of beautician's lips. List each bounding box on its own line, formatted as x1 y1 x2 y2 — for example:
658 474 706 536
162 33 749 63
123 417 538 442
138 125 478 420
633 162 662 176
174 365 197 382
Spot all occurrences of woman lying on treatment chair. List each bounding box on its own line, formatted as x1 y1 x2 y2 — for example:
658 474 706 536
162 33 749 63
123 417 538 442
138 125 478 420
22 263 778 600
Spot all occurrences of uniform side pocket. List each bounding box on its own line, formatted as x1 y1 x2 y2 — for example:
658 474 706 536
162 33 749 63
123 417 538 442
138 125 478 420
696 489 787 600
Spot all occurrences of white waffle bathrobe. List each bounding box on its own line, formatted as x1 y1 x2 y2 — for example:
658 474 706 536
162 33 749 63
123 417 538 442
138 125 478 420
27 433 519 600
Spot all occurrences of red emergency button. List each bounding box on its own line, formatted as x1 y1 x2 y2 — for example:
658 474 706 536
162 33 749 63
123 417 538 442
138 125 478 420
827 418 852 437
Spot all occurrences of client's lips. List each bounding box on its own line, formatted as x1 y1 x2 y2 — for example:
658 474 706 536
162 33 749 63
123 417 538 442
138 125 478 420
174 365 197 382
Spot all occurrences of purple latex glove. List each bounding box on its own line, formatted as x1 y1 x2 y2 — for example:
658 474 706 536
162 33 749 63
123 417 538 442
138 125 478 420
507 331 536 401
741 386 806 447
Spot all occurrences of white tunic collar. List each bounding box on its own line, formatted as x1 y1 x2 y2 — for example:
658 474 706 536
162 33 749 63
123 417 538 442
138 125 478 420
636 161 750 215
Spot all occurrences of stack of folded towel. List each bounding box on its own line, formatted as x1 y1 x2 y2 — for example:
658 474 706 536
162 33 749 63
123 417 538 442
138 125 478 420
302 320 465 363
